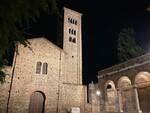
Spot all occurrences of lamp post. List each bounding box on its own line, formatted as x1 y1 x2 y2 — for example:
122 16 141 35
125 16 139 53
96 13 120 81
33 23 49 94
96 90 101 113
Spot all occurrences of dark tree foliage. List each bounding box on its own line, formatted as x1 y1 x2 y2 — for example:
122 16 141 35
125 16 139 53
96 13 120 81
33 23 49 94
0 0 58 83
117 27 143 63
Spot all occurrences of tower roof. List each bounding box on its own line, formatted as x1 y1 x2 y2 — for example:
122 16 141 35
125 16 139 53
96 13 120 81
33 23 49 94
64 7 83 16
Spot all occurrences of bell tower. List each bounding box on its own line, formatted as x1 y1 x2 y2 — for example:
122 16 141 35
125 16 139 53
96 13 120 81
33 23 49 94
63 7 82 84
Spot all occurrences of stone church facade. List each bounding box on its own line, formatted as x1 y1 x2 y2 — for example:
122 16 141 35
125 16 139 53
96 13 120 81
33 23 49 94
0 7 99 113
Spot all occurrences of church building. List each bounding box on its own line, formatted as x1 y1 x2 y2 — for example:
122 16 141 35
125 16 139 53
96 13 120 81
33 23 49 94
0 7 100 113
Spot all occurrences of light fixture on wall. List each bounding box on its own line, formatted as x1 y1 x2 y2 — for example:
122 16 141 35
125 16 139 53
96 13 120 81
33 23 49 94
96 89 101 113
96 90 101 96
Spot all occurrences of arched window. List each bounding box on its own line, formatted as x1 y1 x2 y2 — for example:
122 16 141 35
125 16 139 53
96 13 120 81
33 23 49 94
107 84 112 89
42 63 48 74
71 29 74 34
36 62 42 74
69 29 71 34
72 38 76 43
29 91 45 113
70 19 72 23
75 20 77 25
105 81 117 112
72 19 74 24
69 37 72 42
74 30 76 35
68 18 70 23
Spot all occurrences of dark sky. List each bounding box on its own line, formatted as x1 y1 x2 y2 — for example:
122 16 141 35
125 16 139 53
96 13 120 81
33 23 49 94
27 0 150 84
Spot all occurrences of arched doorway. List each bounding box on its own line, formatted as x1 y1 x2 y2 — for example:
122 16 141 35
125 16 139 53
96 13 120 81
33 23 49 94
105 80 117 112
28 91 45 113
118 76 132 112
135 72 150 112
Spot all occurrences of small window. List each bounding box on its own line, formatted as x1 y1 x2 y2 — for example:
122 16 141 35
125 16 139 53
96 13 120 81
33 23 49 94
70 19 73 23
42 63 48 74
75 20 77 25
36 62 42 74
68 18 70 23
69 29 71 34
72 19 74 24
69 37 72 42
72 38 76 43
107 84 112 89
71 29 74 34
74 30 76 35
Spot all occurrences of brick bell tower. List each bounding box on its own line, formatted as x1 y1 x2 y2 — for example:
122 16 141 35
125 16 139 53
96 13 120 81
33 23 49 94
63 7 82 84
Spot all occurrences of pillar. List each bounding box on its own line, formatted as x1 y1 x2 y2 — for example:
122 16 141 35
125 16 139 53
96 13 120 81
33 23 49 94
133 85 142 113
97 95 100 113
97 76 105 113
117 88 123 112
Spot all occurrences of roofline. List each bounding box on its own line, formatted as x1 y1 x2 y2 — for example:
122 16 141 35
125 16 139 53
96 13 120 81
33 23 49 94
27 37 65 53
97 53 150 78
63 7 83 16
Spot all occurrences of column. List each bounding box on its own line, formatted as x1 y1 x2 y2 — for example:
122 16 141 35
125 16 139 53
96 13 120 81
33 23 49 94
89 82 93 113
133 85 142 113
117 88 123 112
97 95 100 113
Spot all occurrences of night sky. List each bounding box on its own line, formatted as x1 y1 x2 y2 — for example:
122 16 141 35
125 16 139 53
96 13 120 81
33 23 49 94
27 0 150 84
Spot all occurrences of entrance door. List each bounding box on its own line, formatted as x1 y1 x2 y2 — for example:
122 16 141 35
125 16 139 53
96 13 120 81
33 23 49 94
29 92 45 113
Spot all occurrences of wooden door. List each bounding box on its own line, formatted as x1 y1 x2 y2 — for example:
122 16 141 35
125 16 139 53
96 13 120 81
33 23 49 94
29 92 45 113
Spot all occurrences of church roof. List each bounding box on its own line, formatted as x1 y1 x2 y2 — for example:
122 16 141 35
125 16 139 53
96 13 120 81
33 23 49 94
28 37 65 52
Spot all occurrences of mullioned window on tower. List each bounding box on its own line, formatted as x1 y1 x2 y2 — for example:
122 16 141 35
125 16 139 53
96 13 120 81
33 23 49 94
68 18 77 25
69 29 76 36
69 37 76 43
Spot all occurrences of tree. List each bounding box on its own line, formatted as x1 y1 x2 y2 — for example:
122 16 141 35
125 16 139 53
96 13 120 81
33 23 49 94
117 27 143 63
0 0 59 82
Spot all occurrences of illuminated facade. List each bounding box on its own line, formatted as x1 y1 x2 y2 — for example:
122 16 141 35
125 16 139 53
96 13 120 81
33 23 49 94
0 7 97 113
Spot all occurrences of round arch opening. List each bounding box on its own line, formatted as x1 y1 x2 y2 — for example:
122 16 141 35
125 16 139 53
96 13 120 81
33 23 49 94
104 80 117 112
135 71 150 112
117 76 132 112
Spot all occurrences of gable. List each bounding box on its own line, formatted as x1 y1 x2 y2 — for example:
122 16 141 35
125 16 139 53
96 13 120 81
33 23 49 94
28 37 63 52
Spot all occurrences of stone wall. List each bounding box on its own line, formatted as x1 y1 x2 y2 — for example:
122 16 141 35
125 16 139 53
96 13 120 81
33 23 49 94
59 84 84 113
0 67 12 113
7 38 62 113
